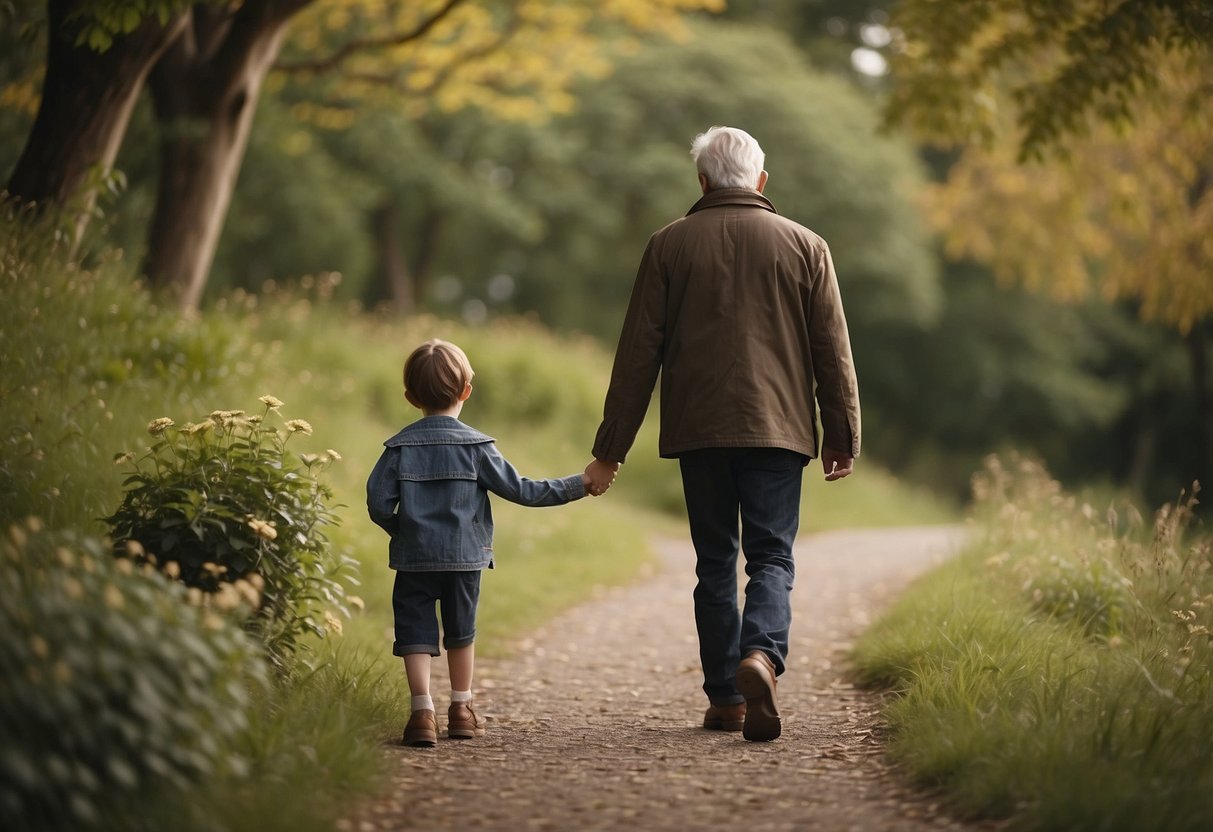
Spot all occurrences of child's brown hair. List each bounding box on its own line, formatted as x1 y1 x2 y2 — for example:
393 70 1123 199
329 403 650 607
403 339 474 411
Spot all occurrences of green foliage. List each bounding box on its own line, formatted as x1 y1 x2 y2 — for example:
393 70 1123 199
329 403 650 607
103 400 356 671
1025 554 1128 638
0 206 241 531
63 1 196 51
0 518 265 832
887 0 1213 158
852 455 1213 829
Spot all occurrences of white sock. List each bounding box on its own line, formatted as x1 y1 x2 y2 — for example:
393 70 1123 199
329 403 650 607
450 689 472 704
411 694 434 712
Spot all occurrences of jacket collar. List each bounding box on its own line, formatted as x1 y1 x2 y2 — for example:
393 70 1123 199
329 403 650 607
686 188 777 216
385 415 494 447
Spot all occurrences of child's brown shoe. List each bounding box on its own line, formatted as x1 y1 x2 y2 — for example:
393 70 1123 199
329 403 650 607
447 700 487 739
402 709 438 747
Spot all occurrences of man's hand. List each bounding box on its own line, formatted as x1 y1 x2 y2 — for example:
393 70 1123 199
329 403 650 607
584 458 620 496
821 447 854 482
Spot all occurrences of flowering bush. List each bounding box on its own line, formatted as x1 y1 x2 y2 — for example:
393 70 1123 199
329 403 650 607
0 517 263 831
104 397 357 670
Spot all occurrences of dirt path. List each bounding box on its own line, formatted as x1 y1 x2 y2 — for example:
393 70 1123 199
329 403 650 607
343 526 983 832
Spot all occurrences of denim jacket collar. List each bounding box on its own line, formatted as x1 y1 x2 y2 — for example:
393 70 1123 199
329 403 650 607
384 415 494 448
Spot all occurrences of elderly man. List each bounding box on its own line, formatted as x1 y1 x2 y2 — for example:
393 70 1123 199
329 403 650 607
585 126 861 742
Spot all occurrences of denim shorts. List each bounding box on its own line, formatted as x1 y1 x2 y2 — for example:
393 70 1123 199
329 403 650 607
391 569 481 657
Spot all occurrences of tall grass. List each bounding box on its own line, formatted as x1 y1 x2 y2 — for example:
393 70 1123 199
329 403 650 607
852 455 1213 831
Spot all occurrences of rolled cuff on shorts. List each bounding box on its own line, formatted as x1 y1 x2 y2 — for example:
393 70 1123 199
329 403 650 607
443 630 476 651
393 641 440 657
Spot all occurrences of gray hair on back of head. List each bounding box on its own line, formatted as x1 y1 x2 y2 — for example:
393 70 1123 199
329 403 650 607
690 126 765 190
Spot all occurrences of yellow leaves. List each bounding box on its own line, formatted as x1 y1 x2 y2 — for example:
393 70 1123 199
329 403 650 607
925 54 1213 332
282 0 720 124
0 78 43 117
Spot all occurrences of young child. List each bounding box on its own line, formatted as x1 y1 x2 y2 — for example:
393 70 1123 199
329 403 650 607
367 338 596 747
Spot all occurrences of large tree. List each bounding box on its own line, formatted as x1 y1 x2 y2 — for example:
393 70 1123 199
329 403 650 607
5 0 721 309
887 0 1213 491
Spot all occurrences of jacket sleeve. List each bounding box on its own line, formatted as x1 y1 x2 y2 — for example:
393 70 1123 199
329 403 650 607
592 235 667 463
477 444 586 506
808 242 862 457
366 447 400 535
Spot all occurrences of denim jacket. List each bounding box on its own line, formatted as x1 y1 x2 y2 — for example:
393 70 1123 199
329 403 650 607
366 415 586 571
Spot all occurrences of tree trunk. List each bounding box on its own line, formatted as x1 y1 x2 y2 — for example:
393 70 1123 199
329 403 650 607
410 211 445 306
371 198 414 315
5 0 185 243
143 3 308 311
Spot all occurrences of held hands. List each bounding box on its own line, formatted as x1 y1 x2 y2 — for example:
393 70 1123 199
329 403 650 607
821 447 854 482
583 458 620 497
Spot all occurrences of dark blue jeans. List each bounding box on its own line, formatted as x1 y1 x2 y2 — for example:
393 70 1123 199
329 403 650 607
679 447 806 705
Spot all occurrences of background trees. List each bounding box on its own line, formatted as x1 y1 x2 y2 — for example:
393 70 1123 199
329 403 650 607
3 0 1209 506
3 0 720 307
887 0 1213 498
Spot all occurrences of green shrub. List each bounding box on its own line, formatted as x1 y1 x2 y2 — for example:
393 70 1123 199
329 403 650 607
0 517 264 832
103 399 358 671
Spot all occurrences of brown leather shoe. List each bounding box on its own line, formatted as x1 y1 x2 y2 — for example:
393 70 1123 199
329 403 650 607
447 700 487 739
703 702 746 732
735 651 781 741
403 709 437 747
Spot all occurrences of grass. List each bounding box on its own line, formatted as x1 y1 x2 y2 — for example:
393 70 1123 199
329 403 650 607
2 210 957 831
851 455 1213 831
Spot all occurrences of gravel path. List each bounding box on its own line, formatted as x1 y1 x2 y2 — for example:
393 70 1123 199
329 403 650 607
343 526 988 832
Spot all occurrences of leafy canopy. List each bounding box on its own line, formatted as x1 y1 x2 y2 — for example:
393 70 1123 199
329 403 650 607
886 0 1213 159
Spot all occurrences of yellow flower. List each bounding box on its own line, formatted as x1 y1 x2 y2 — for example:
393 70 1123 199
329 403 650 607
214 583 242 611
259 395 284 409
326 449 342 461
147 417 175 435
234 579 261 607
184 421 213 436
248 518 278 540
163 560 181 579
285 419 313 435
323 610 344 635
104 584 125 610
124 539 145 558
300 453 320 466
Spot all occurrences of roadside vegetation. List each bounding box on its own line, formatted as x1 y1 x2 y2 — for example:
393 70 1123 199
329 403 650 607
852 455 1212 831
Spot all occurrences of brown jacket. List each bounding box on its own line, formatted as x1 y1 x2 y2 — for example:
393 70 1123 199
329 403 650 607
592 188 861 463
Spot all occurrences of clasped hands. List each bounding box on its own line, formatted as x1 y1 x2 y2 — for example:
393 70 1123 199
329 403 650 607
581 448 851 497
582 458 620 497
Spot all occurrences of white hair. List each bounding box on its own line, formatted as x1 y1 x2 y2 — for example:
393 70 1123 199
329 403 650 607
690 126 765 190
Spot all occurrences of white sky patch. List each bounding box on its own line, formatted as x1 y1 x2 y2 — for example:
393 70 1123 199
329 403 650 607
859 23 892 48
851 47 888 77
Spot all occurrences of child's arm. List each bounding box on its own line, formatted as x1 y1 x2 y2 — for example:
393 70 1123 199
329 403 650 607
365 448 400 534
477 444 586 507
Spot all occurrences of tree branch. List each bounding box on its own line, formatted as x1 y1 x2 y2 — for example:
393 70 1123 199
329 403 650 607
274 0 467 75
